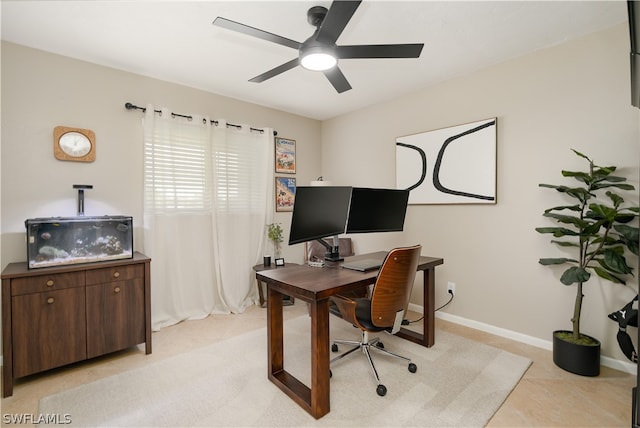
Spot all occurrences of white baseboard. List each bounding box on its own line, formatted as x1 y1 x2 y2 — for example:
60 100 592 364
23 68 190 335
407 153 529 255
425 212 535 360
407 303 637 375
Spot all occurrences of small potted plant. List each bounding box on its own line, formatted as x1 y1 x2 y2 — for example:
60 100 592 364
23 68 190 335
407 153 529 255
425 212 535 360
536 149 638 376
267 222 284 258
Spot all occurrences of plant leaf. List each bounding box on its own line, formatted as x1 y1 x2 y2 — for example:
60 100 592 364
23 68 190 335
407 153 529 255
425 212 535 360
550 240 579 247
614 213 637 224
535 227 580 237
571 149 591 162
602 249 634 274
542 212 590 228
606 191 624 207
539 183 565 190
566 187 593 203
592 166 617 177
539 257 578 265
560 266 590 285
593 182 635 191
614 224 640 255
588 204 618 222
615 224 639 240
562 170 591 184
593 266 626 284
543 204 582 213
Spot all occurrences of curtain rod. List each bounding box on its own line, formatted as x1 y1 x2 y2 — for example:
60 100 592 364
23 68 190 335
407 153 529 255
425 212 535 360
124 102 277 136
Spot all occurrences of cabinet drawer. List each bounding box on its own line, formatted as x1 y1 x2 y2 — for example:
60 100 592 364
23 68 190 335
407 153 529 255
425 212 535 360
86 264 143 285
11 271 84 296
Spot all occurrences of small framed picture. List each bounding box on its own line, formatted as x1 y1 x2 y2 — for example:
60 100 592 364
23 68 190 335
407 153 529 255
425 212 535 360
275 137 296 174
276 177 296 212
275 258 285 267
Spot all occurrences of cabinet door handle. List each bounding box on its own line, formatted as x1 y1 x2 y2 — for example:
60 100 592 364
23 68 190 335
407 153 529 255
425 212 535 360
46 280 54 287
114 287 121 293
113 271 120 278
47 297 55 304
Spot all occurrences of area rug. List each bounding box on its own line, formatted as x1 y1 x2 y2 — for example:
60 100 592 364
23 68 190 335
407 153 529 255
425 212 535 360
39 316 531 427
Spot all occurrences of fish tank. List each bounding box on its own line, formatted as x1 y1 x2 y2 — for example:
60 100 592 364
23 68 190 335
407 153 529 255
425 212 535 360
25 216 133 269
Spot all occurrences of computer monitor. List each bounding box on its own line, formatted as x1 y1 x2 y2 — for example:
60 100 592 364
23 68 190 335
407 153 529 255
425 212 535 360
345 187 410 233
288 186 353 261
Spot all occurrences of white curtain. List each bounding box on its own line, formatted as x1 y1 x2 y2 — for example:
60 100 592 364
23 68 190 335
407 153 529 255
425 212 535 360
142 105 274 330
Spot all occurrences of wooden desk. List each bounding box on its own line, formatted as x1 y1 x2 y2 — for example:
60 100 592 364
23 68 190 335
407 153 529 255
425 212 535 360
255 251 443 419
252 263 298 307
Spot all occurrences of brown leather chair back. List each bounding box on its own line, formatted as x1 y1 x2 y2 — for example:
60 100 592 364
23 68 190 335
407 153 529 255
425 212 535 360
370 245 422 330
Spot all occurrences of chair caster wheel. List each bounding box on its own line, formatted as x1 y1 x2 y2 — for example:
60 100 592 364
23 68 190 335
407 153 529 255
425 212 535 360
376 342 384 349
376 384 387 396
408 363 417 373
331 344 338 352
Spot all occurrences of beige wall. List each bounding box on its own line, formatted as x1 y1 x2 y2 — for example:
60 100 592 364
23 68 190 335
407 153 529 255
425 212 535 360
1 41 321 267
321 23 639 363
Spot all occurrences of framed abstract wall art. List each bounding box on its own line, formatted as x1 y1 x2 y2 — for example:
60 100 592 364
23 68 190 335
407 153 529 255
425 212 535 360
275 137 296 174
395 118 497 205
275 177 296 212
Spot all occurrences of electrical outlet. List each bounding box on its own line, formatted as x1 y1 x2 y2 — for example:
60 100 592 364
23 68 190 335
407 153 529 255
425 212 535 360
447 282 456 296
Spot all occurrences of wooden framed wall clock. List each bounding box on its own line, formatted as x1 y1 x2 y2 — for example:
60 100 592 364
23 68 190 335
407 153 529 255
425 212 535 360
53 126 96 162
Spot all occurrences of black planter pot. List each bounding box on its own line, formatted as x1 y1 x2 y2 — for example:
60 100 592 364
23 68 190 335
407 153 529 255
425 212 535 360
552 330 601 376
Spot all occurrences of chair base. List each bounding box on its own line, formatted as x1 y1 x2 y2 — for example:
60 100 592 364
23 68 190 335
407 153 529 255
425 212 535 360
330 331 417 396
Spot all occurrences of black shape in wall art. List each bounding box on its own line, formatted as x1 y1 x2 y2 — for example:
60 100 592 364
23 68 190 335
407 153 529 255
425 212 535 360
396 118 497 204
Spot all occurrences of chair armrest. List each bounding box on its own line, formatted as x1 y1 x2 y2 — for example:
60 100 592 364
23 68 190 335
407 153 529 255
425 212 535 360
330 294 358 325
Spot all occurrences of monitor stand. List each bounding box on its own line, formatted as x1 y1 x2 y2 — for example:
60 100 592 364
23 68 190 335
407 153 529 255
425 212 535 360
316 235 343 262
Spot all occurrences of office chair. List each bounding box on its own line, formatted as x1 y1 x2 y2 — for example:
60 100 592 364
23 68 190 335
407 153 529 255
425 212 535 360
329 245 421 396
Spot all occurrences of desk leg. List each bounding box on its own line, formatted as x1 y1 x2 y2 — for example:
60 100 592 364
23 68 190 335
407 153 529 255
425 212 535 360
267 287 284 375
266 287 330 419
309 299 331 418
397 267 435 347
257 278 266 308
423 267 435 346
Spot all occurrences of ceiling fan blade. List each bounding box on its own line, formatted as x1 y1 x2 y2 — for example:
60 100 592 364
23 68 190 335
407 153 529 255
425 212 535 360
323 67 352 93
213 17 301 50
337 44 424 59
316 0 362 45
249 58 300 83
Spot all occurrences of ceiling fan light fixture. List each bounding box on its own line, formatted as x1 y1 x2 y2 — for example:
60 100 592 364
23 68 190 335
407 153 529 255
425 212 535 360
213 1 424 93
300 48 337 71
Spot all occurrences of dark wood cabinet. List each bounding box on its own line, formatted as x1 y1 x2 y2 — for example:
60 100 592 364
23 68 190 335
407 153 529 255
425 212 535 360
2 252 151 397
12 286 87 378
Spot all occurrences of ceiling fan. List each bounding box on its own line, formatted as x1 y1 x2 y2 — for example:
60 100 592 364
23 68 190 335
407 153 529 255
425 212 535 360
212 0 424 93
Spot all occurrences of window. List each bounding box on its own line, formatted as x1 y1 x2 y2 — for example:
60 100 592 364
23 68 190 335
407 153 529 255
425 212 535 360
144 124 211 212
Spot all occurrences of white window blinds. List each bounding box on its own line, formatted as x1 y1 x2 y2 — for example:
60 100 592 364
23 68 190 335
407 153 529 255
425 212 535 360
144 112 270 215
144 112 212 213
213 127 269 214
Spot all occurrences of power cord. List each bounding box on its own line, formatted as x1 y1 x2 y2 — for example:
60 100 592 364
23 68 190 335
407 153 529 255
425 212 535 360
401 289 455 325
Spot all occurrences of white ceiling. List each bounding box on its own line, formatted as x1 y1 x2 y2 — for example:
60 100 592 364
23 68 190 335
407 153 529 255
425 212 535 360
1 1 628 121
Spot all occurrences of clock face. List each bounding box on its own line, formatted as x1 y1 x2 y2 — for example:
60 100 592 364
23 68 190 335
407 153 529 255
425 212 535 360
53 126 96 162
59 131 92 157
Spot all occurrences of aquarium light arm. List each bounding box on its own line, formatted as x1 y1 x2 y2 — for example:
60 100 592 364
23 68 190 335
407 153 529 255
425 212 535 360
73 184 93 216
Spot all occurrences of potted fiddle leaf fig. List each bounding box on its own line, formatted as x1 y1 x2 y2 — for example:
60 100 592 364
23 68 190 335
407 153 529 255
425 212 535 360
536 149 638 376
